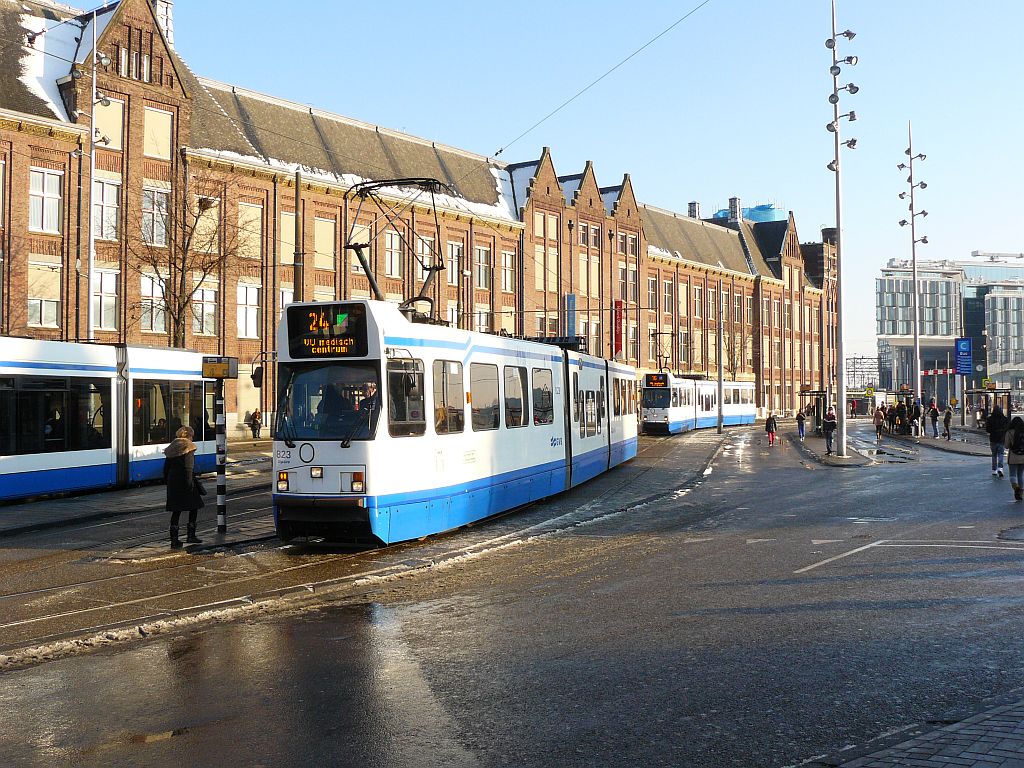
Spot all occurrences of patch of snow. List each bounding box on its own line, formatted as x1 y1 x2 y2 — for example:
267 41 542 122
19 11 82 122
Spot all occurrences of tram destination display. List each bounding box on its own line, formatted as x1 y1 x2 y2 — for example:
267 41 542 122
287 303 369 358
644 373 669 388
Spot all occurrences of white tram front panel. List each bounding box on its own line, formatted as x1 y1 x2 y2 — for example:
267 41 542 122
641 372 698 435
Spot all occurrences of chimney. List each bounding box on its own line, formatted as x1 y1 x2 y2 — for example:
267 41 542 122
153 0 174 48
728 197 741 223
688 201 700 219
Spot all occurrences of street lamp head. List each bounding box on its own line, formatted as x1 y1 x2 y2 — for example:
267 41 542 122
828 93 840 105
916 153 927 161
845 83 859 94
98 52 111 68
827 160 839 172
918 181 927 190
826 121 837 133
907 175 913 184
71 68 83 80
843 55 859 66
919 210 929 217
897 163 907 170
825 37 836 49
899 219 909 227
840 29 856 40
899 191 908 199
830 64 842 76
95 92 110 107
918 236 929 244
847 110 857 121
845 138 858 149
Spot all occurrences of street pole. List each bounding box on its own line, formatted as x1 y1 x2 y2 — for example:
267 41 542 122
216 377 227 534
908 122 921 408
294 170 303 302
717 284 724 434
87 11 97 341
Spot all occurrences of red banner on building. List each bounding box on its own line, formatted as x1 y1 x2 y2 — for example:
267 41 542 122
613 300 624 356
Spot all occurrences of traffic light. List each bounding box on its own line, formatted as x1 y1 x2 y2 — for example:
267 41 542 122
250 365 263 389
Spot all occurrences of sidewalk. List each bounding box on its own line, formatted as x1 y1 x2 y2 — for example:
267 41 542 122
885 424 990 457
786 430 873 467
0 444 273 539
812 690 1024 767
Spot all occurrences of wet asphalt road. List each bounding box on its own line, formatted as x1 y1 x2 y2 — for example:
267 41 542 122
3 423 1024 767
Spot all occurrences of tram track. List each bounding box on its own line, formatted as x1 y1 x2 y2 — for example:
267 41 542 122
0 429 726 666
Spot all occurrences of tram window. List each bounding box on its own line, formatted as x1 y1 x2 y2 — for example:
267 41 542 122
388 359 426 437
597 376 606 426
585 391 597 437
671 388 679 408
573 372 580 423
0 376 110 456
532 368 554 425
134 380 194 446
470 363 500 431
503 366 529 428
432 360 465 434
724 389 732 406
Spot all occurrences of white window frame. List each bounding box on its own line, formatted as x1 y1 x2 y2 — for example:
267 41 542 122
447 241 463 286
384 230 402 278
192 285 218 336
140 274 166 333
416 236 434 282
27 261 60 328
29 168 63 234
141 187 168 246
237 283 261 339
501 251 515 293
474 246 491 287
92 270 119 331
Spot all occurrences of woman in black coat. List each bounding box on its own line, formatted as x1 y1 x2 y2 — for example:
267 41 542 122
163 425 205 549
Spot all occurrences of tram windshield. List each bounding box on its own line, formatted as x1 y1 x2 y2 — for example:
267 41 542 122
276 362 380 442
642 388 671 409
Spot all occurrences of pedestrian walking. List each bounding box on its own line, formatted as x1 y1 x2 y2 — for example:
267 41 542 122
796 409 806 441
163 425 205 549
1005 416 1024 501
887 404 897 435
896 400 908 435
250 408 262 439
765 411 778 446
927 402 939 438
873 405 885 441
912 399 923 437
986 404 1009 478
943 405 953 440
822 406 838 455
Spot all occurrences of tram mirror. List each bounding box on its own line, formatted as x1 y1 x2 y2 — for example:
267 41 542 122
251 366 263 389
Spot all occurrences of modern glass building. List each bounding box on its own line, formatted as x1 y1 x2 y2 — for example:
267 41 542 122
876 252 1024 406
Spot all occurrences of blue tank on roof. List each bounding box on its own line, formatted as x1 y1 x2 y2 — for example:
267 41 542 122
710 203 787 223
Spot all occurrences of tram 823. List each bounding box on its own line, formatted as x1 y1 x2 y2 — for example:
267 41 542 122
273 300 638 545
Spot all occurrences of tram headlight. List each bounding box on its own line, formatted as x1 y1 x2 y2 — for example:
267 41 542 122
352 471 364 493
310 466 323 479
277 471 289 492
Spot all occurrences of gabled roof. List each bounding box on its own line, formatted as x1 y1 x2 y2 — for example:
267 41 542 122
750 219 787 263
737 220 779 279
557 173 583 206
507 159 539 216
599 185 621 216
641 204 757 276
188 79 518 223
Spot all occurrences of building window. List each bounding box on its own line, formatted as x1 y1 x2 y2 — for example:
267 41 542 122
474 246 491 287
314 217 336 271
629 323 638 360
591 226 600 247
29 168 62 233
140 275 166 333
648 326 658 362
91 180 119 241
280 287 293 311
579 222 588 246
237 283 261 339
92 271 118 331
547 214 559 241
192 286 217 335
664 281 674 315
94 99 124 150
501 251 515 293
384 229 402 278
618 232 627 253
679 331 689 364
628 234 638 256
349 223 370 273
238 202 262 260
141 53 151 83
448 241 463 286
143 107 173 161
27 262 60 328
694 286 702 319
774 300 782 328
629 267 639 303
618 266 627 301
141 188 168 246
647 277 658 311
416 236 434 282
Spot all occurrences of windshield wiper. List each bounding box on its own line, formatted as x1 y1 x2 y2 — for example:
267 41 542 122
340 408 371 449
277 380 297 448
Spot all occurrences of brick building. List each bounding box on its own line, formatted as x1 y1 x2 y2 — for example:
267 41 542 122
0 0 836 434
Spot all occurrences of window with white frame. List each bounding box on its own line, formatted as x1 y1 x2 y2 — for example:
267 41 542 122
92 271 119 331
618 265 627 301
416 236 433 282
192 286 217 335
280 287 294 310
349 223 370 273
141 188 168 246
384 230 402 278
474 246 491 287
29 168 62 233
475 307 489 333
647 277 657 311
664 281 674 315
237 283 261 339
501 251 515 293
27 262 60 328
140 275 166 333
447 241 463 286
579 223 588 246
629 267 639 303
92 180 119 240
694 286 702 318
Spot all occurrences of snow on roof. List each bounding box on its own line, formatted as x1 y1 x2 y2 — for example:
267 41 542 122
18 7 84 122
508 161 538 216
74 4 117 65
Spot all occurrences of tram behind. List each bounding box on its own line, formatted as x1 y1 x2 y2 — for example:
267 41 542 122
0 338 215 502
272 300 638 545
641 373 756 434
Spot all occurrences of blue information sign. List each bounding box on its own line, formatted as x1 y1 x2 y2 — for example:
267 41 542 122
955 337 973 375
565 294 577 339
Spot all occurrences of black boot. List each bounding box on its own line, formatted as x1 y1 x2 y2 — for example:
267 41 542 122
186 524 202 544
170 526 182 549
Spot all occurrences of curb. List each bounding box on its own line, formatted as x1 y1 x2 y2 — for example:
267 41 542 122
785 432 872 467
885 432 989 457
0 473 271 539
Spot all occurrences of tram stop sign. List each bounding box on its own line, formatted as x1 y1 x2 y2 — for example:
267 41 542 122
865 387 874 398
202 356 239 379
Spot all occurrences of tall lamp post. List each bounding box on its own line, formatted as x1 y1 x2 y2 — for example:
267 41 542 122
826 0 859 457
897 122 928 406
86 12 111 340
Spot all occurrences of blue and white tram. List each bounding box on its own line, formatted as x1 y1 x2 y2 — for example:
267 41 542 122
0 338 215 502
272 300 638 545
641 372 695 434
695 379 757 428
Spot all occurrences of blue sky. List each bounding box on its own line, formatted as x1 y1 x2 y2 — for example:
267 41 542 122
174 0 1023 358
